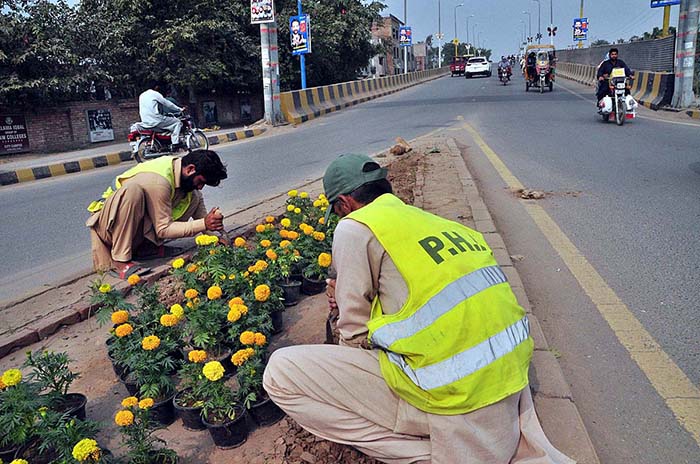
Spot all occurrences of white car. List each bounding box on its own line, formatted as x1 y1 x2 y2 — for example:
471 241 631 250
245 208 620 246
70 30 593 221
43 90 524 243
465 57 492 78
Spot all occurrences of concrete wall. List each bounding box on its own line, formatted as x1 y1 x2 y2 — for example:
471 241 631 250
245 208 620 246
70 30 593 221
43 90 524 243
557 36 675 72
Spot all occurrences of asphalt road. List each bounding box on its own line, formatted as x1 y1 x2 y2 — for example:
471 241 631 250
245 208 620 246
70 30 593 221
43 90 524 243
1 72 699 462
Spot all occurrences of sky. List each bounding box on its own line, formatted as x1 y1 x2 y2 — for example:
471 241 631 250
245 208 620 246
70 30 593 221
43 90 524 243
375 0 680 58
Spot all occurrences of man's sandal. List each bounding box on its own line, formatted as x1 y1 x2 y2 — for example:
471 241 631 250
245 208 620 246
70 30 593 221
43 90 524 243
109 263 152 280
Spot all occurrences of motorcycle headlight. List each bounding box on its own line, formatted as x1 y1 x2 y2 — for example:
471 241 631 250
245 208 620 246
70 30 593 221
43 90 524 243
616 83 626 89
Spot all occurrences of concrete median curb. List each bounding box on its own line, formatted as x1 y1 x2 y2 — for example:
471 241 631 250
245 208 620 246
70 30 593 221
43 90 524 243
686 108 700 119
0 127 267 187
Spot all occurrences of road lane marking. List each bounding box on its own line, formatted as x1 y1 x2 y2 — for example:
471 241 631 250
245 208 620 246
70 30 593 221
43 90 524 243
463 122 700 446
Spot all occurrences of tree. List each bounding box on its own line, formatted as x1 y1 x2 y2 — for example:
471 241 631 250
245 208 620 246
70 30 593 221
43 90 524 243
441 42 492 63
591 39 610 47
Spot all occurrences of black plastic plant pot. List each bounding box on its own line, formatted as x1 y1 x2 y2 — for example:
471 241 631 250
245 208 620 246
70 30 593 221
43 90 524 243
173 389 206 431
279 280 302 307
301 275 326 295
249 393 285 426
59 392 88 420
271 310 284 335
150 392 177 427
118 371 140 396
203 407 250 449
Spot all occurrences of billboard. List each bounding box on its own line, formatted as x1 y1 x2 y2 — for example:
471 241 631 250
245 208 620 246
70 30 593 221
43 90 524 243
399 26 412 47
0 115 30 154
86 109 114 143
573 17 588 41
251 0 275 24
651 0 680 7
290 14 311 55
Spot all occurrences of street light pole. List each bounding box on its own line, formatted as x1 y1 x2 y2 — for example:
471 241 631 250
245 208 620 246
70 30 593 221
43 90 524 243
522 11 532 41
532 0 541 43
465 14 474 55
403 0 408 74
454 3 463 57
438 0 441 67
549 0 554 45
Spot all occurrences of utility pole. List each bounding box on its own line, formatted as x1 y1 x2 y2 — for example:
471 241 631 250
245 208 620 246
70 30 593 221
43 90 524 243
533 0 541 43
662 5 672 37
523 11 532 42
672 0 699 107
297 0 306 89
438 0 442 68
403 0 408 74
454 3 463 57
578 0 584 49
466 14 474 55
549 0 554 45
260 22 282 125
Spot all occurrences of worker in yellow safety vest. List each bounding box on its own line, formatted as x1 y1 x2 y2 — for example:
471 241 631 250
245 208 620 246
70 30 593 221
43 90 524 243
85 150 227 279
263 154 573 463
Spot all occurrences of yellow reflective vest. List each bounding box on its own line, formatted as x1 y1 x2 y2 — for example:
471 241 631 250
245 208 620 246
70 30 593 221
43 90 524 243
86 156 191 221
347 194 532 415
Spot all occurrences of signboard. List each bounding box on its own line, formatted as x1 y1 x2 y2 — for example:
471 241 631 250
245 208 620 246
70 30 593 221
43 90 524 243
290 14 311 55
0 115 30 155
250 0 275 24
651 0 680 7
399 26 412 47
86 109 114 143
452 38 459 45
573 17 588 41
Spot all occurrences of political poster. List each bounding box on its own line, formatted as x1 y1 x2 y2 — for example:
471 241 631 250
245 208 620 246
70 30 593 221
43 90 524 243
399 26 412 47
573 17 588 41
251 0 275 24
86 109 114 143
290 14 311 55
0 115 30 154
650 0 680 7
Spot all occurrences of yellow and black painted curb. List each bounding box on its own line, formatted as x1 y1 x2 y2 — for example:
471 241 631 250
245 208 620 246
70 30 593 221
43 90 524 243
280 68 449 125
686 109 700 119
556 62 674 111
0 127 266 187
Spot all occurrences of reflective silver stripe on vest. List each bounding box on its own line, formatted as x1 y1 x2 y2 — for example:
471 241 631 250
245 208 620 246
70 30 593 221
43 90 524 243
386 316 530 391
371 265 508 349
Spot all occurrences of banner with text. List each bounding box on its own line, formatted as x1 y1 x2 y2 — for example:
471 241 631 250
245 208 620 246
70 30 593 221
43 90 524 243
0 115 30 154
290 14 311 55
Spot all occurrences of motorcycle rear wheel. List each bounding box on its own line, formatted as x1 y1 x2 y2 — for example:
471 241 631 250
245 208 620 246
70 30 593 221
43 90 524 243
186 129 209 151
135 138 163 163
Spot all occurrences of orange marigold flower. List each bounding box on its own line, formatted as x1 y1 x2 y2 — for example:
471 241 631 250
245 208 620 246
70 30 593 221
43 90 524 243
254 284 270 302
207 285 223 300
185 289 199 299
115 410 134 427
266 249 278 261
254 332 267 346
121 396 138 408
288 231 299 240
265 216 275 223
142 335 160 351
227 307 242 322
115 323 133 338
229 296 244 306
260 239 272 248
160 314 179 327
139 398 154 409
231 348 255 366
318 252 332 268
187 263 198 273
318 217 326 225
313 231 326 241
189 350 207 363
255 224 266 233
111 310 129 325
279 240 291 248
234 237 246 247
127 274 141 286
280 229 289 238
240 330 256 345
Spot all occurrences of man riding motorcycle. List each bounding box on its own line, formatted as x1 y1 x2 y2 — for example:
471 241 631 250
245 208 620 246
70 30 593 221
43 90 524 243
596 48 633 103
138 81 187 150
498 56 512 81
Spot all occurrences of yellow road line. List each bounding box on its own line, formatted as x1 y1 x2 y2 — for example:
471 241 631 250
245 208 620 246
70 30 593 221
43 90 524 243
464 122 700 446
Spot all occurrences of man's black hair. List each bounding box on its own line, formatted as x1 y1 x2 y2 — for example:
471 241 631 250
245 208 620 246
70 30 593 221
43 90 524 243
349 179 393 204
609 47 619 55
182 150 228 187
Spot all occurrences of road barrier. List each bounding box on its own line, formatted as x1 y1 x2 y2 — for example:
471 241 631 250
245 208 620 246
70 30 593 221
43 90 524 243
556 62 674 110
279 68 449 125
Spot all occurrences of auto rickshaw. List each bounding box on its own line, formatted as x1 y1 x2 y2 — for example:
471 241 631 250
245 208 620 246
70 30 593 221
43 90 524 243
524 44 556 93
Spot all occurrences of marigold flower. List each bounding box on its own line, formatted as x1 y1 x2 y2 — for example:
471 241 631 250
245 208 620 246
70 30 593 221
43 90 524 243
280 240 291 248
172 258 185 269
202 361 225 381
260 239 272 248
313 199 321 208
186 263 198 273
320 207 327 212
206 285 222 300
240 330 256 345
287 204 295 212
243 271 250 278
160 314 179 327
11 459 29 464
255 224 266 233
288 231 300 240
280 218 291 228
127 274 141 286
294 207 301 214
115 410 134 427
313 231 326 241
72 438 100 462
227 307 241 322
318 252 332 268
111 310 129 325
280 229 289 238
254 284 271 302
229 296 244 306
142 335 161 351
303 225 314 235
318 217 326 225
319 193 327 200
266 249 278 261
229 273 237 280
195 234 219 246
121 396 138 408
265 216 275 223
170 304 184 319
288 189 298 197
231 348 255 366
300 191 308 198
293 249 301 257
254 332 267 346
115 323 133 338
253 260 268 273
0 378 6 389
188 350 207 363
209 249 217 256
186 301 194 309
139 398 154 409
2 369 22 387
234 237 246 247
98 283 111 293
185 288 199 299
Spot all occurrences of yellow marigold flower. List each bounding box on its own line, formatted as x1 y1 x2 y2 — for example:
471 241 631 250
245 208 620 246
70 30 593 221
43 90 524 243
127 274 141 286
318 252 332 268
227 307 241 323
254 332 267 346
265 216 275 223
313 231 326 241
300 191 309 198
280 229 289 238
313 199 322 208
170 304 184 319
266 249 278 261
294 207 301 214
303 226 314 236
115 410 134 427
260 239 272 248
142 335 161 351
318 217 325 225
255 224 266 233
229 273 236 280
231 348 253 366
202 361 225 381
121 396 138 408
288 231 299 240
98 283 111 293
288 189 298 197
72 438 100 462
293 249 301 256
234 237 246 247
280 218 291 228
218 274 226 281
253 260 268 272
186 263 198 273
243 271 250 278
186 301 194 309
188 350 207 363
115 323 133 338
286 204 295 212
111 310 129 325
240 330 256 345
185 289 198 299
11 459 29 464
229 296 244 306
195 234 220 246
239 304 249 315
172 258 185 269
209 249 217 256
279 240 291 248
139 398 154 409
320 207 327 212
319 193 327 200
160 314 178 327
2 369 22 387
207 285 223 300
254 284 270 302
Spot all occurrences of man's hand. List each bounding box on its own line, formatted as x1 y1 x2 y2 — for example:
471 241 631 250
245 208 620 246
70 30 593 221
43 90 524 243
326 278 338 311
599 76 605 82
205 207 224 231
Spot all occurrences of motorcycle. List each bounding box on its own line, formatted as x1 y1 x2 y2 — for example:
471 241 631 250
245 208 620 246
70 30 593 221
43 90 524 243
127 113 209 163
498 66 511 85
598 68 637 126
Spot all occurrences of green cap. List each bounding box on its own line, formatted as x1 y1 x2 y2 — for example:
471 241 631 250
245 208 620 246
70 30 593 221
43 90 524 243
322 154 387 223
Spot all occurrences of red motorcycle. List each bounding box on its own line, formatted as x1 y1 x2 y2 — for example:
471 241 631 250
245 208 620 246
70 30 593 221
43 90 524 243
127 113 208 163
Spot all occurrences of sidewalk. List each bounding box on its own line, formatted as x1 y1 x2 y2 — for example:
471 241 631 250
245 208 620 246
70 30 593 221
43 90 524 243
0 125 267 186
0 134 599 463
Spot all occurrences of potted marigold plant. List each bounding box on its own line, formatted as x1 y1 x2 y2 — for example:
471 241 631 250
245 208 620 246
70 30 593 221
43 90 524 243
302 252 332 295
270 240 302 307
200 361 249 449
233 332 284 426
24 350 87 420
0 368 43 460
173 350 208 431
114 397 178 463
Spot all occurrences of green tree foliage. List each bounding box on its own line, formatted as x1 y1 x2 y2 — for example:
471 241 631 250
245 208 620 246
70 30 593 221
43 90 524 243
441 42 492 63
591 39 611 47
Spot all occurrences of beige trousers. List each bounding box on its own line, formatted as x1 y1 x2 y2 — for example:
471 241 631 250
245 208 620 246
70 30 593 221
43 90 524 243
263 345 574 464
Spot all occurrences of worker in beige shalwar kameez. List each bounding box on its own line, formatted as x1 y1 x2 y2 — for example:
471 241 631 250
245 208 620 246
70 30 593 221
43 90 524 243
263 154 574 464
86 150 227 279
